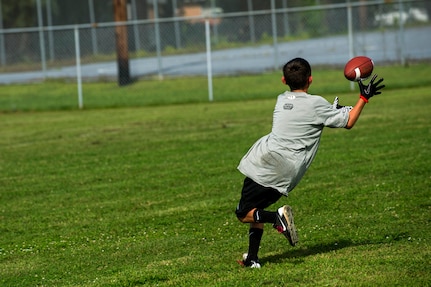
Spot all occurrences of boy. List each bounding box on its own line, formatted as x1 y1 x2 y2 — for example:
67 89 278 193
235 57 385 268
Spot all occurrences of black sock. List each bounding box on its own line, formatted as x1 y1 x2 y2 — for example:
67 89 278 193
253 209 277 224
246 227 263 262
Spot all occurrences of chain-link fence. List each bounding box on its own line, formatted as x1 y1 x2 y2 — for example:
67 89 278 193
0 0 429 85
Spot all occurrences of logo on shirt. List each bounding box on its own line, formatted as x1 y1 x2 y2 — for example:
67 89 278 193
284 103 294 110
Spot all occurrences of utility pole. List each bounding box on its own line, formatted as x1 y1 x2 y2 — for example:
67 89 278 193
113 0 130 86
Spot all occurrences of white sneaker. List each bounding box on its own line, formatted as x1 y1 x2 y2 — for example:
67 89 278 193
237 253 261 268
274 205 298 246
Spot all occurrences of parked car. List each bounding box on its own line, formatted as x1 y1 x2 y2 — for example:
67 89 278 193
408 8 429 22
375 7 429 26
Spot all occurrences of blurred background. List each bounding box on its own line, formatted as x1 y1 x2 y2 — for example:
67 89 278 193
0 0 429 84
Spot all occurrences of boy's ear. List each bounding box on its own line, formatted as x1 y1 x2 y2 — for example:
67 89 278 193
281 76 286 84
309 76 313 85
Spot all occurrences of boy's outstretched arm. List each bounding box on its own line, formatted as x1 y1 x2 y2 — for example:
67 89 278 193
345 74 385 129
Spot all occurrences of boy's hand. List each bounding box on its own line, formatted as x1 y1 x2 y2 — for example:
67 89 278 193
358 74 385 103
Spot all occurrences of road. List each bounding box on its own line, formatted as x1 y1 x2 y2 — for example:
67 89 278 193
0 26 429 84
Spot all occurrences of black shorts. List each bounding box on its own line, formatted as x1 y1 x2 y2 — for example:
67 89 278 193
235 177 282 219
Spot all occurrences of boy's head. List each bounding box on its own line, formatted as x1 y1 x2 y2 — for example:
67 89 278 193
282 58 312 91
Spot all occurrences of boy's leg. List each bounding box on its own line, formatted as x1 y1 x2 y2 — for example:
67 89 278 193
239 208 277 224
254 208 277 223
244 223 263 266
236 178 283 267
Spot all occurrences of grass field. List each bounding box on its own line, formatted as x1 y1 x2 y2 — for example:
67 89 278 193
0 62 430 111
1 63 430 286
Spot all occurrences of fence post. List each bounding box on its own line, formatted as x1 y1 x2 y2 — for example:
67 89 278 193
153 0 163 80
75 26 83 109
271 0 279 70
131 0 141 52
0 0 5 66
247 0 256 43
36 0 47 78
347 0 354 91
282 0 290 36
89 0 99 55
397 0 405 66
205 20 213 102
173 0 182 49
46 0 55 62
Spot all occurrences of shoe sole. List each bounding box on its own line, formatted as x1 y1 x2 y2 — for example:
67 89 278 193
237 259 261 268
282 205 298 246
237 259 246 267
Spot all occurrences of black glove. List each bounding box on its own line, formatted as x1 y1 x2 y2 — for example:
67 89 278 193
358 74 385 103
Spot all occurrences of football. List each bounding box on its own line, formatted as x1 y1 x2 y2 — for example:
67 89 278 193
344 56 374 81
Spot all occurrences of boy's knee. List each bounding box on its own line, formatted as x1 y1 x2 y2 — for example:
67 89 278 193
236 208 251 223
236 208 256 224
236 215 247 223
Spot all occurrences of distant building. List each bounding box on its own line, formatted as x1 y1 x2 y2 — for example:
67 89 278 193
178 4 223 25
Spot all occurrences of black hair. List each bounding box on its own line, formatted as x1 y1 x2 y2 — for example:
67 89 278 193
282 58 312 90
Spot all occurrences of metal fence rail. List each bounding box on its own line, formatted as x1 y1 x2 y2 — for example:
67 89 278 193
0 0 429 85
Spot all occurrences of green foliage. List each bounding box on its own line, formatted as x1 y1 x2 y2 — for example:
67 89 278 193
1 0 37 28
0 64 430 286
306 10 327 37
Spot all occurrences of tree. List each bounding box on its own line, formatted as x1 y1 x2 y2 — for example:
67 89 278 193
1 0 37 28
113 0 130 86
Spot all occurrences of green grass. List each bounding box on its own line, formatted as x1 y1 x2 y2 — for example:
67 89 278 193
0 62 430 111
0 63 430 286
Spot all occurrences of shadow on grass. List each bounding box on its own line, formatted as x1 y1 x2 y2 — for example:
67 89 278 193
261 232 411 266
261 239 363 265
